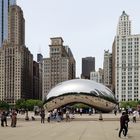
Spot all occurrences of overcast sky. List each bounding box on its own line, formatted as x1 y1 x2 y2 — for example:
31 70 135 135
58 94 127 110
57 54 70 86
17 0 140 77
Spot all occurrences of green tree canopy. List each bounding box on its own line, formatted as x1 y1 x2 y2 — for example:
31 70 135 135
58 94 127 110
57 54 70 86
120 101 138 109
15 99 43 111
0 101 10 110
15 99 26 109
72 103 90 109
25 99 43 110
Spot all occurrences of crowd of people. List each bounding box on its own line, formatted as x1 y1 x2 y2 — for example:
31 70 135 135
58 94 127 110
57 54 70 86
0 110 17 127
116 107 140 138
1 106 140 139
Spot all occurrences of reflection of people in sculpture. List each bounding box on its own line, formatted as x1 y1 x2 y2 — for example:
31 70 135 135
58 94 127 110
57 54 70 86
114 108 117 115
66 110 70 122
89 108 92 115
47 111 51 122
106 102 108 107
80 108 82 115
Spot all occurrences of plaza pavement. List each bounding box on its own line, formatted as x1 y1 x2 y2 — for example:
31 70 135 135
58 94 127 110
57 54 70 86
15 111 140 121
0 113 140 140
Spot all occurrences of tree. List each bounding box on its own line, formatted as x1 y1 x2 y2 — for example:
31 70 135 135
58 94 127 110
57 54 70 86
15 99 26 109
25 99 43 111
15 99 43 111
0 101 9 110
120 101 138 109
137 100 140 105
72 103 90 109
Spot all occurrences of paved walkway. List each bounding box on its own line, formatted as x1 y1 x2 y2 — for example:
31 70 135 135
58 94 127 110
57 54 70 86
15 112 140 121
0 113 140 140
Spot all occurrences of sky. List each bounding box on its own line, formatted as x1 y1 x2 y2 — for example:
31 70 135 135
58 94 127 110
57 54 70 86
17 0 140 77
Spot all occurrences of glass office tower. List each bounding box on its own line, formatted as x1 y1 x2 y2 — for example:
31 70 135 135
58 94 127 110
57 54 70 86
0 0 16 47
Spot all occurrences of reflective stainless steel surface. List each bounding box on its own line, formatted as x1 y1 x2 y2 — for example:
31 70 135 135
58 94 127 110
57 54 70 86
47 79 115 100
45 79 117 112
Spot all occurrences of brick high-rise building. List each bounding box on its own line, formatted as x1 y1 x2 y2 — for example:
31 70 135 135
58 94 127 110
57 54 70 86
33 61 39 99
103 50 112 89
42 37 76 99
8 5 25 46
0 5 33 104
37 53 43 100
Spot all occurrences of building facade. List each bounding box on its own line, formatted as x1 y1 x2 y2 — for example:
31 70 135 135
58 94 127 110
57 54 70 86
0 5 33 104
115 11 140 101
81 57 95 79
33 61 39 99
0 0 16 47
42 37 76 99
8 5 25 46
112 40 116 93
0 42 33 104
32 54 43 100
37 53 43 100
90 68 103 83
37 53 43 63
103 50 112 89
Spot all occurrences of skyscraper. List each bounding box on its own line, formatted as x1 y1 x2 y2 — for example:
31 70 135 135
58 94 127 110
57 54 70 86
33 61 39 99
0 0 16 47
8 5 25 46
81 57 95 79
103 50 112 89
42 37 76 99
9 0 16 5
0 5 33 104
115 11 140 101
117 11 131 36
37 53 43 100
37 53 43 62
112 40 116 93
90 68 103 84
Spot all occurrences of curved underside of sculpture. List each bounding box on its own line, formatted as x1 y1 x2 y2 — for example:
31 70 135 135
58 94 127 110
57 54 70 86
45 79 117 113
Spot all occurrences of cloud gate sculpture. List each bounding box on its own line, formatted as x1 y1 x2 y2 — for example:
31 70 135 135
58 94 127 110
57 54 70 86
45 79 117 112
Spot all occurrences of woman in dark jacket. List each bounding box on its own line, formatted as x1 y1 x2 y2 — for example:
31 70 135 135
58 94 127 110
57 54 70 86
118 112 129 138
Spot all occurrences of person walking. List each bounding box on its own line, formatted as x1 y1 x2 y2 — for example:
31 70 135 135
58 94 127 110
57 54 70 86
1 112 4 127
47 111 51 123
1 111 8 127
132 110 138 123
11 111 17 127
40 109 45 123
79 108 82 116
114 108 117 116
118 112 129 138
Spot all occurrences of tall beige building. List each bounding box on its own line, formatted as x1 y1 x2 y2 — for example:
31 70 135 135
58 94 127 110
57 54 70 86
8 5 25 46
43 37 76 99
115 11 140 101
90 68 103 83
0 5 33 104
103 50 112 89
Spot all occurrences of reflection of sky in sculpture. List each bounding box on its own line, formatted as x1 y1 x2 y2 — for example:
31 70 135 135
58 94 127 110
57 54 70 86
47 79 116 101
